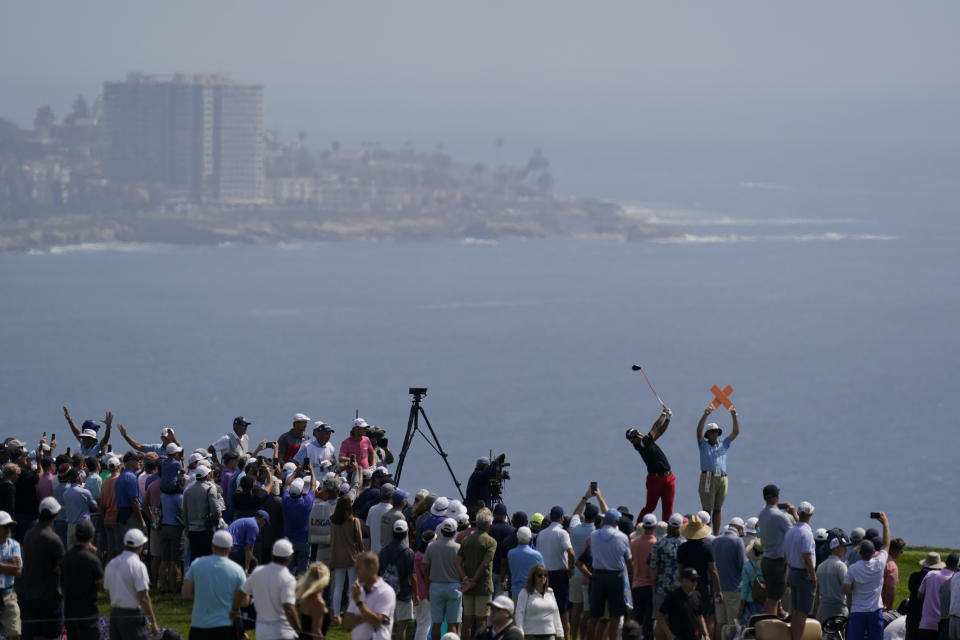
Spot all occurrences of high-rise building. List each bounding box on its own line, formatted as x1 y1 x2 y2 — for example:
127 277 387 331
102 72 264 204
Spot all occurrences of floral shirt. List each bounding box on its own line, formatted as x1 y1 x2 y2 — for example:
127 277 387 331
648 534 683 595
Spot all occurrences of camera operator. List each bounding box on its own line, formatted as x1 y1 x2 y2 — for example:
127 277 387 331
625 408 675 523
465 454 505 510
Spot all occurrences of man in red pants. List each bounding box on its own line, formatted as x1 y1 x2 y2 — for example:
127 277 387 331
626 408 675 523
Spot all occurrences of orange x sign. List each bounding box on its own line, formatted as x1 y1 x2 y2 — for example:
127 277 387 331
709 384 735 411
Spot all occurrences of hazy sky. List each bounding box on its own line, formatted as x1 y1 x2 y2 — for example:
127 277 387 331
3 2 958 205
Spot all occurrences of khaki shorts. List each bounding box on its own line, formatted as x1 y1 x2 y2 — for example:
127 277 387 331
395 599 414 622
698 472 728 512
0 591 21 637
570 571 585 604
716 590 742 628
462 592 491 617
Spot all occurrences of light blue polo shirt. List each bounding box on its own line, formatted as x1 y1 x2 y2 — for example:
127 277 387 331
0 537 21 589
185 554 246 628
699 437 732 473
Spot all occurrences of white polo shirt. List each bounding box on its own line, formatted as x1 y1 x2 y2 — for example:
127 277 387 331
844 549 888 613
536 521 573 571
104 550 150 609
346 577 396 640
242 562 298 640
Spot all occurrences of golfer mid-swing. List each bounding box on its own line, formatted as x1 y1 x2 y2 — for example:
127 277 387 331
626 407 675 523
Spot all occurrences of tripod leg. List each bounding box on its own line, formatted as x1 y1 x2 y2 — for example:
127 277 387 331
394 401 419 485
418 406 464 500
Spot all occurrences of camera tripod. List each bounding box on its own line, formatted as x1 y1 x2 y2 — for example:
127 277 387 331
394 387 464 500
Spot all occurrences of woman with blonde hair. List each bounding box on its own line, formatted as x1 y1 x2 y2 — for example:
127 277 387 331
296 561 331 639
515 563 564 639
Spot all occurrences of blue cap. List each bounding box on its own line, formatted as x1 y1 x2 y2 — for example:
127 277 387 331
234 416 251 427
81 420 100 431
603 509 621 523
584 503 600 520
550 506 565 521
393 489 410 503
493 503 508 516
256 509 270 523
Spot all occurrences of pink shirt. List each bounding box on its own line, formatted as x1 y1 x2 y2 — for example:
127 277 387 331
918 568 954 630
36 471 55 500
631 534 657 587
339 436 375 469
883 557 899 609
414 550 428 600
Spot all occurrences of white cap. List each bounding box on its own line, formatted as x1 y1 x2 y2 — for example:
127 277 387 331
212 529 234 549
165 443 182 455
39 496 61 515
440 633 461 640
641 513 658 528
193 448 210 458
729 517 745 528
439 518 458 534
289 478 305 496
194 465 211 478
488 594 515 615
456 512 470 526
798 501 815 515
0 511 15 527
283 462 297 472
106 456 121 469
294 413 311 423
431 496 450 516
272 538 294 557
814 527 829 541
393 519 409 533
447 499 463 512
80 428 98 439
160 427 175 438
353 418 369 428
517 526 532 543
697 510 711 525
668 513 684 527
124 528 148 547
745 517 759 534
851 527 866 540
187 453 204 466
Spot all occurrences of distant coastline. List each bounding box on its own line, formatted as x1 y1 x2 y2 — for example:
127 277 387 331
0 198 673 253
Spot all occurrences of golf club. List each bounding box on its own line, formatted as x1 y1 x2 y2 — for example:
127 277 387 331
631 363 666 408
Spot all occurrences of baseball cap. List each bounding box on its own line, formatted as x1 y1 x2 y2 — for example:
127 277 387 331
680 567 701 581
488 594 515 615
729 517 745 528
704 422 722 434
160 427 175 438
815 528 828 541
81 419 100 430
187 453 204 466
439 518 458 534
256 509 271 523
39 496 61 516
283 462 297 472
851 527 866 541
550 506 565 521
0 511 17 527
124 528 148 547
352 418 369 429
493 503 508 516
293 413 311 423
272 538 294 557
668 513 684 527
233 416 252 427
859 539 876 559
745 517 758 534
762 484 780 499
80 428 98 439
477 457 490 466
798 501 815 515
641 514 657 528
517 526 532 543
530 513 544 527
697 510 711 525
603 509 620 524
289 478 305 496
106 456 121 469
313 421 334 432
195 465 211 478
392 489 409 504
584 503 600 520
380 484 396 500
829 534 850 550
165 443 182 455
393 519 409 533
212 529 234 549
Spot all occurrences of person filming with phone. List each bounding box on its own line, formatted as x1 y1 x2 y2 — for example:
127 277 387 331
843 511 892 640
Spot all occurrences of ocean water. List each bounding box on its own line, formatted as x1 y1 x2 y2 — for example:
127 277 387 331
1 229 957 545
